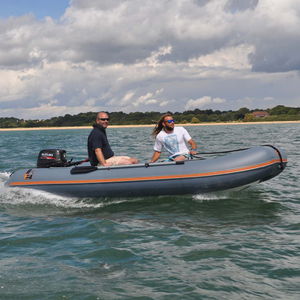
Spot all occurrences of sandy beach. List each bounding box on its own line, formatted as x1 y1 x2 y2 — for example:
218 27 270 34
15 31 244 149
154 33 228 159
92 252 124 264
0 120 299 131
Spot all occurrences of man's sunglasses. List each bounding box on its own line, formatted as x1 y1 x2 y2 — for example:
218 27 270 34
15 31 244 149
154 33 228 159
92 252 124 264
98 118 110 121
165 119 175 124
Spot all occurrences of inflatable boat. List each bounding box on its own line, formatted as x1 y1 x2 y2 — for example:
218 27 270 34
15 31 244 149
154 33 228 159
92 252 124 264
6 145 287 198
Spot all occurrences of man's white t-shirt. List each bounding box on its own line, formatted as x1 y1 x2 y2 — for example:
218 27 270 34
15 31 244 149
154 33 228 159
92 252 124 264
154 127 191 157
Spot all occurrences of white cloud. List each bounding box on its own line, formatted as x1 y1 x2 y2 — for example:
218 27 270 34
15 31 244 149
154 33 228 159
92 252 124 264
189 44 253 70
159 101 169 107
132 89 163 108
185 97 226 110
145 45 172 67
121 91 135 104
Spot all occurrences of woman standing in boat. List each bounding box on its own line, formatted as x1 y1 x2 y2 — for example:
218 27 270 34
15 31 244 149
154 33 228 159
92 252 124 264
150 114 198 163
87 112 138 166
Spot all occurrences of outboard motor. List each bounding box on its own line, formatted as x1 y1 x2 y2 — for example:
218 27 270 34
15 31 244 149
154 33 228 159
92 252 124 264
37 149 67 168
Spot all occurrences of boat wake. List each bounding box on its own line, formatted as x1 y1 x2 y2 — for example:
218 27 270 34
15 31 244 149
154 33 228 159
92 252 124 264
0 171 10 182
0 172 129 210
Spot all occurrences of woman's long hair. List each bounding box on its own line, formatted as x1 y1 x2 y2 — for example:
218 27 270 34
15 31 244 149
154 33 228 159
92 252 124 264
152 113 173 137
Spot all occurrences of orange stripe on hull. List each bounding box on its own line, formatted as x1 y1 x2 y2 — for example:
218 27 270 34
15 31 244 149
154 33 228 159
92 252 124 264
9 159 285 187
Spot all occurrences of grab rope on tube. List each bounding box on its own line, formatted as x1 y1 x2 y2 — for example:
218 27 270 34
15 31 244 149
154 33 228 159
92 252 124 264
191 147 250 159
262 144 284 169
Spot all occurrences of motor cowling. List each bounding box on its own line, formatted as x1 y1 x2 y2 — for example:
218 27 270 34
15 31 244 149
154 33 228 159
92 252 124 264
37 149 67 168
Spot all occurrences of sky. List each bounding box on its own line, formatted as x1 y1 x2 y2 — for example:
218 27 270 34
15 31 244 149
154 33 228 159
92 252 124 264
0 0 69 19
0 0 299 119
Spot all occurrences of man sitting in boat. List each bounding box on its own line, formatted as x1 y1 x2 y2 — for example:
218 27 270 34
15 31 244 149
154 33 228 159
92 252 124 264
87 111 139 166
150 114 198 163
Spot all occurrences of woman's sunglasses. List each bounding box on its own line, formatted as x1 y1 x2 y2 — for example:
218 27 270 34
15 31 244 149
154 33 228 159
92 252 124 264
165 119 175 124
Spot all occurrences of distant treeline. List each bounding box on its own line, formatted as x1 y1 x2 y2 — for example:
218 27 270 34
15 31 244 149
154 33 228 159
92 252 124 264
0 105 299 128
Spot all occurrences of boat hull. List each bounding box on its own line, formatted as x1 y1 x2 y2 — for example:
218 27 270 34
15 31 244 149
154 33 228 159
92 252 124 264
6 146 287 198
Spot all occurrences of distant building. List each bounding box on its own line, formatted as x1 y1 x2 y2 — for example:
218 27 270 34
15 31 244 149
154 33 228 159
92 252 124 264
252 111 270 118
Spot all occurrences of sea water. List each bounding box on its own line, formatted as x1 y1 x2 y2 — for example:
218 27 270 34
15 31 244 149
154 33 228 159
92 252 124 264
0 124 299 299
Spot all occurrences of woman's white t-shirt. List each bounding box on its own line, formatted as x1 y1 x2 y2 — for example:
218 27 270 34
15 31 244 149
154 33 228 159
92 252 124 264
154 127 191 156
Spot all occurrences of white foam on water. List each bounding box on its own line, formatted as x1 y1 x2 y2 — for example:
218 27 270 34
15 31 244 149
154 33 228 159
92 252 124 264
0 171 11 181
0 173 129 209
191 181 262 202
192 193 229 202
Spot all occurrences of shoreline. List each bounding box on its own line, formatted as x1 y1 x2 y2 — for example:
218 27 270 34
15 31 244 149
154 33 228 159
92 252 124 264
0 120 299 131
